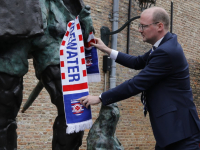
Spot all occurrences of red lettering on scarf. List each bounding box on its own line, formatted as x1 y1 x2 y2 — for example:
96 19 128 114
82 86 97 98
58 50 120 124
61 73 65 79
62 41 66 46
77 24 81 30
80 46 84 53
65 31 69 37
60 50 64 55
82 70 87 77
68 22 72 27
61 61 64 67
79 35 83 41
81 58 85 64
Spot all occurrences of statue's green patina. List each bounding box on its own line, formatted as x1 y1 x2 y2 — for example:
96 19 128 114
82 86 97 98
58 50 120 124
0 0 94 149
87 104 124 150
0 0 93 79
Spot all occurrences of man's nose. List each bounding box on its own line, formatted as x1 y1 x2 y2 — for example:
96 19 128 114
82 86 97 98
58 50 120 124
138 28 142 33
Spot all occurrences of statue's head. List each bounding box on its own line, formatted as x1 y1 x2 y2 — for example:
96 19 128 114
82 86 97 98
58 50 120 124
98 103 120 136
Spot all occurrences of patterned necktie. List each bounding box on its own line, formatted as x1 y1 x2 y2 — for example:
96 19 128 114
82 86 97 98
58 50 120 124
141 91 147 117
149 46 157 55
141 46 157 117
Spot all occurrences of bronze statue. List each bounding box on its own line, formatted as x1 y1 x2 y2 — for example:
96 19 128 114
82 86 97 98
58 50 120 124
87 104 124 150
0 0 93 149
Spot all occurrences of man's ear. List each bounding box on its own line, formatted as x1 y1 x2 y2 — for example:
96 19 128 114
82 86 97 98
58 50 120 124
157 22 164 32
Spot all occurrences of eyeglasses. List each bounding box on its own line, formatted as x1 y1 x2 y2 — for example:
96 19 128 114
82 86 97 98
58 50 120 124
138 22 159 31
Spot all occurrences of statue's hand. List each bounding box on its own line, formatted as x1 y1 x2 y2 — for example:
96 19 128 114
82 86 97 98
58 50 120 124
79 5 95 41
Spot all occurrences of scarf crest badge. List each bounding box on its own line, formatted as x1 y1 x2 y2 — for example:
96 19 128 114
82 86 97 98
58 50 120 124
59 16 100 134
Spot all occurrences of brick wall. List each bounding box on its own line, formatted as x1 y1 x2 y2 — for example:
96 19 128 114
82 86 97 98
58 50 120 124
17 0 200 149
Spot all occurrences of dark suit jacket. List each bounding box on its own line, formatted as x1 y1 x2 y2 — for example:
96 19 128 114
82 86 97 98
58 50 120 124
101 32 200 147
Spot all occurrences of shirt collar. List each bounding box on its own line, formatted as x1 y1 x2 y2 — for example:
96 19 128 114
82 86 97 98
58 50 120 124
153 37 164 48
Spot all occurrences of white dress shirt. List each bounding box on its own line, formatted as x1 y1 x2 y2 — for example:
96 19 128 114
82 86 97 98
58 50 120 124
110 37 164 60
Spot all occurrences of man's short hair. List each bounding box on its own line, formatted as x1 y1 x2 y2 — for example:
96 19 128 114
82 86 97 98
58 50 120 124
152 8 170 30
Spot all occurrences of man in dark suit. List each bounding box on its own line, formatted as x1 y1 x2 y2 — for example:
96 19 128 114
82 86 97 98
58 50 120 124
78 7 200 149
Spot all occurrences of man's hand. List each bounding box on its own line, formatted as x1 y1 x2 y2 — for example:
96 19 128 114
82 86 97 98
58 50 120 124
77 95 101 108
91 38 112 55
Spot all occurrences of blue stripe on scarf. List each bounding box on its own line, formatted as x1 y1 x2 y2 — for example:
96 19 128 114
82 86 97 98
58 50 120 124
85 47 100 74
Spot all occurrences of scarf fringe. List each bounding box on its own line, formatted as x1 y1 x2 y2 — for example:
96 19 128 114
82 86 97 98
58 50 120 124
66 119 93 134
87 73 101 82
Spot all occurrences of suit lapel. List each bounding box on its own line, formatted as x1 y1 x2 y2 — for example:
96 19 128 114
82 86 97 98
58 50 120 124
158 32 173 47
146 32 173 65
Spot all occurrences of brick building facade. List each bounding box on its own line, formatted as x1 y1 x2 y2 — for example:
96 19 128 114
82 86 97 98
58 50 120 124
17 0 200 149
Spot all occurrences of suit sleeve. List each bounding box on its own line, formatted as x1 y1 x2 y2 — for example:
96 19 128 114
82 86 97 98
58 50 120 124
101 49 172 105
115 51 151 70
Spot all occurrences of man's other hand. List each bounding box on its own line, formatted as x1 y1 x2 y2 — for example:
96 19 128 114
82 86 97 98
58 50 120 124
77 95 101 108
